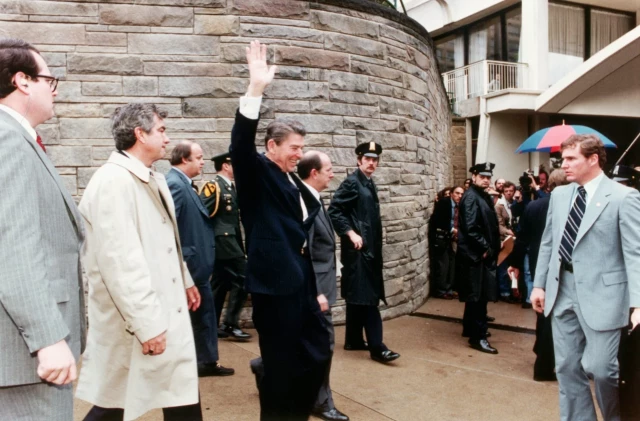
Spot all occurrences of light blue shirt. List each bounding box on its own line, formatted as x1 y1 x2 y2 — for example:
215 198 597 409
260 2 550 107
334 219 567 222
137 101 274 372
171 166 192 185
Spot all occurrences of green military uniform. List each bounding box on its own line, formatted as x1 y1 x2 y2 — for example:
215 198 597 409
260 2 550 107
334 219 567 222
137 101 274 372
199 155 249 339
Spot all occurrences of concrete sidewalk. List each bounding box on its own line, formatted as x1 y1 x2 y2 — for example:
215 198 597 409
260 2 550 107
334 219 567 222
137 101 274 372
74 299 563 420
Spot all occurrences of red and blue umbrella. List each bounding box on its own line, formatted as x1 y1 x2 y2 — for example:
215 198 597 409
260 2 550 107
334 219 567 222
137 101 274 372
516 123 617 153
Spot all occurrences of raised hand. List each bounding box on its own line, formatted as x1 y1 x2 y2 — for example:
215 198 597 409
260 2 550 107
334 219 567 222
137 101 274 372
246 40 277 97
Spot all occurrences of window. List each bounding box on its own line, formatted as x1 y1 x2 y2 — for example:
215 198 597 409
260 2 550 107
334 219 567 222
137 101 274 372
591 10 633 55
469 17 502 63
435 34 464 73
548 3 585 85
506 8 522 63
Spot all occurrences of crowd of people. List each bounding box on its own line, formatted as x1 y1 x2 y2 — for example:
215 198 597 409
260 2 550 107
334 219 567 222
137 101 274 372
2 34 640 421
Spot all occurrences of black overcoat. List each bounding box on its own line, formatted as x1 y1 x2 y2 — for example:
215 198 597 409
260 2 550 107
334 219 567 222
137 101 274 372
455 184 500 302
328 169 386 306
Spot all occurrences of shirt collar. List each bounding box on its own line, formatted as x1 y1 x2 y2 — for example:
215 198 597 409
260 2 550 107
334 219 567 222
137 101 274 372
301 180 320 201
171 166 192 184
581 171 605 200
217 174 232 186
0 104 37 141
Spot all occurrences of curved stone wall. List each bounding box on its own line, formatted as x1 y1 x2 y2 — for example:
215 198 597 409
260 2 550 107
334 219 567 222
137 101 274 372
0 0 452 324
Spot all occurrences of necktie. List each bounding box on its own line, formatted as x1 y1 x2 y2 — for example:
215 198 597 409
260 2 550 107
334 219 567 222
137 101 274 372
231 181 236 193
191 181 198 193
559 186 586 264
36 135 46 152
453 204 459 229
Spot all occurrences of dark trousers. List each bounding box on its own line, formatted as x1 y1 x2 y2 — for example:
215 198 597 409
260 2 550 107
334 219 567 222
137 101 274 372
433 245 456 295
533 312 555 378
251 258 330 421
212 257 248 328
314 310 336 412
83 402 203 421
345 303 388 355
462 300 488 341
191 278 219 364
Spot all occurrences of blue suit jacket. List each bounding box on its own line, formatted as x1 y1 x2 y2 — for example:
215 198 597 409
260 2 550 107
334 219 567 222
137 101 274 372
230 111 320 296
166 168 215 285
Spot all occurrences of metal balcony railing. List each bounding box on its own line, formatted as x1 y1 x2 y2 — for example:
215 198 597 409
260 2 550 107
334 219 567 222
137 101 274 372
442 60 529 114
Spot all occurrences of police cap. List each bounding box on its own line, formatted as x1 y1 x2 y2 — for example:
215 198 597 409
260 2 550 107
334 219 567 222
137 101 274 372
611 164 639 183
211 152 231 166
469 162 495 176
355 142 382 158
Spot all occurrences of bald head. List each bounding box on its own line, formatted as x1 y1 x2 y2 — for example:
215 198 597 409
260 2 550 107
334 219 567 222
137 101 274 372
298 151 333 192
170 140 204 178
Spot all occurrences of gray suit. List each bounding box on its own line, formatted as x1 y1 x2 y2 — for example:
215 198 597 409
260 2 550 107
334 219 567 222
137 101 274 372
0 109 85 419
309 200 338 412
534 176 640 421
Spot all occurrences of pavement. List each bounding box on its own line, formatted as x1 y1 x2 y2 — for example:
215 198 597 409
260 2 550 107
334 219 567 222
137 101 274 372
74 298 566 421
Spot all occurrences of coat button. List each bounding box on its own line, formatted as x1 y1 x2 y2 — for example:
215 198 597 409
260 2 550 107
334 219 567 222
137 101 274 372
224 233 228 236
167 247 172 253
177 307 182 313
162 217 167 224
172 278 176 283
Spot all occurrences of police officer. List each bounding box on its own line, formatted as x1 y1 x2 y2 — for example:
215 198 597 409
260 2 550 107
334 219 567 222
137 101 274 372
455 162 501 354
199 152 251 340
328 142 400 364
611 164 640 190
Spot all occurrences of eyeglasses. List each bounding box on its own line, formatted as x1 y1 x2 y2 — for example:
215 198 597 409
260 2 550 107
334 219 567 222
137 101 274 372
35 74 59 92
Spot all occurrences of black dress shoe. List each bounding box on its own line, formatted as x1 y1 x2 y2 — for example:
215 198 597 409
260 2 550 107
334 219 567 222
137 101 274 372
462 331 491 338
198 362 235 377
533 373 557 382
221 324 252 340
468 339 498 354
521 302 533 309
486 316 495 322
312 408 350 421
371 350 400 363
344 342 368 351
217 327 229 338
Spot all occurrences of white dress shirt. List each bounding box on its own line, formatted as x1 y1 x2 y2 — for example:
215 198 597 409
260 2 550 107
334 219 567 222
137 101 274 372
0 104 36 141
573 171 605 207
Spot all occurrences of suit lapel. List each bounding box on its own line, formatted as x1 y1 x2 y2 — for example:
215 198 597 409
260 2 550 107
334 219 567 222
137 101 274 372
574 177 611 246
170 168 209 218
0 110 84 240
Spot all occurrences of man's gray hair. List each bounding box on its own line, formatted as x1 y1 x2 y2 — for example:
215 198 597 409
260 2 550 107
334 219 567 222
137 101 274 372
111 103 168 151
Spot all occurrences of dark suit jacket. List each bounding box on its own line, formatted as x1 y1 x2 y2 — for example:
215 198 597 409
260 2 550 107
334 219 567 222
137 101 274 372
230 111 320 296
511 196 549 279
166 168 215 285
308 200 337 305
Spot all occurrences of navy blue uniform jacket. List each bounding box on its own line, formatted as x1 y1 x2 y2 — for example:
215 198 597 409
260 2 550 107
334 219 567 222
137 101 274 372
166 168 215 284
230 111 320 296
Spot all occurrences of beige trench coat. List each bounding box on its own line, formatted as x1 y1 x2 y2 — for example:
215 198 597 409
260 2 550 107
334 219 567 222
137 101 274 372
75 152 198 421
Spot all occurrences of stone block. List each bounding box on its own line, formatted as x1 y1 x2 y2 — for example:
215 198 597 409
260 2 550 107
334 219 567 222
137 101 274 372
182 98 239 118
398 118 429 138
410 240 427 260
123 77 158 96
59 174 78 196
310 102 378 118
129 34 218 56
275 47 348 71
356 131 405 150
262 99 310 114
47 146 92 167
325 147 355 167
404 73 429 96
0 21 85 45
240 24 323 43
92 146 113 161
372 167 401 185
333 135 355 148
391 185 422 197
0 1 97 16
195 15 239 35
329 91 378 106
59 118 111 139
78 167 98 189
383 243 407 262
222 44 274 63
67 54 143 75
85 32 127 47
379 97 414 118
304 134 332 147
328 72 368 93
384 278 404 297
99 4 193 27
82 82 123 96
41 52 66 67
38 124 60 145
324 33 384 59
352 61 403 82
343 117 398 132
265 80 328 100
159 77 246 97
166 118 217 132
387 45 409 61
272 114 342 134
233 65 309 80
310 11 378 40
145 62 232 77
231 0 309 19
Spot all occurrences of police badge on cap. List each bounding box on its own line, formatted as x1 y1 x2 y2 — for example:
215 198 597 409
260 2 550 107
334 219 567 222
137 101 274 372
469 162 495 176
355 142 383 158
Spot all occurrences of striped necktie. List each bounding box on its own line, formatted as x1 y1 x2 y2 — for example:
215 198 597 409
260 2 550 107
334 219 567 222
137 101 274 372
559 186 586 264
